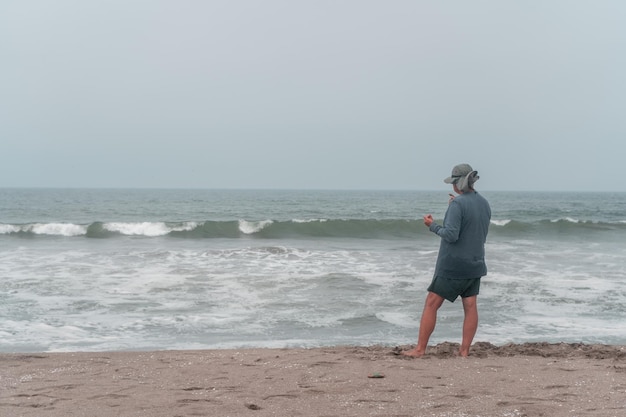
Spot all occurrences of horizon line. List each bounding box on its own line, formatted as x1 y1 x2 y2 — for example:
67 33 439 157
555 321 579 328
0 186 620 193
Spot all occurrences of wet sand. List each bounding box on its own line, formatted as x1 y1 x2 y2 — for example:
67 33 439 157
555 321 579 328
1 342 625 416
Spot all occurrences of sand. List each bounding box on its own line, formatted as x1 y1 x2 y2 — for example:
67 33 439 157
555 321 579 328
1 342 625 417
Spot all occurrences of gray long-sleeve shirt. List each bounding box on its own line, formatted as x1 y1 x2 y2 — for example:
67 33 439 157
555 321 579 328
429 191 491 279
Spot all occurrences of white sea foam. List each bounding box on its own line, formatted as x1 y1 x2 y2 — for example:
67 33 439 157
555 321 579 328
238 219 273 234
105 222 170 236
173 222 198 231
28 223 87 236
491 219 511 226
0 224 21 234
103 222 197 237
552 217 579 223
375 311 415 328
2 236 625 351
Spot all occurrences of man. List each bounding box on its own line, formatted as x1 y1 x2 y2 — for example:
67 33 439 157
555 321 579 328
403 163 491 358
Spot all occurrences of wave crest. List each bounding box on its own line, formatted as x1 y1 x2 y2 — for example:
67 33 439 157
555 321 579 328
103 222 198 237
0 223 87 237
239 220 273 235
1 218 624 239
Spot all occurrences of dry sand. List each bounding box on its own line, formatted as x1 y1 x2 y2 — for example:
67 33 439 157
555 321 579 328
1 342 625 417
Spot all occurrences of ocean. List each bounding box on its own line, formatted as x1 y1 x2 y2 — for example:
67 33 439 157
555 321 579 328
1 188 625 352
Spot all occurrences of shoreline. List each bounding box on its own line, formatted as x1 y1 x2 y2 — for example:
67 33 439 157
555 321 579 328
1 342 625 416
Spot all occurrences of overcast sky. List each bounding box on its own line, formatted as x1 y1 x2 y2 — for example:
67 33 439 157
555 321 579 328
1 1 625 191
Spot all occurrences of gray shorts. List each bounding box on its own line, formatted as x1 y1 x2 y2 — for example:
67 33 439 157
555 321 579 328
427 275 481 303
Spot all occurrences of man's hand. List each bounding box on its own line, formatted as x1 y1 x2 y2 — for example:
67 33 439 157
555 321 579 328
423 214 434 227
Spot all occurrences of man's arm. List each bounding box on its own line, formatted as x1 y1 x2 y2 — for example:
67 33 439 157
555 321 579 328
427 202 462 243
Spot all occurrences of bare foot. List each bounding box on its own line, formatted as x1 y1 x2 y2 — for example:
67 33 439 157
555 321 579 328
458 350 469 358
401 348 425 358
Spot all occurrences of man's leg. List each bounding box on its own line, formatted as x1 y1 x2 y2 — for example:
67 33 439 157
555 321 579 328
403 291 445 357
459 295 478 357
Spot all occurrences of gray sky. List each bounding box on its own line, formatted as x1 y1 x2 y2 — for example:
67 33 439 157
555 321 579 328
1 1 625 191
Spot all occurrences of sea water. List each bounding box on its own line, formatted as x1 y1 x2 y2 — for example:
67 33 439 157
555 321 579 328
1 189 625 352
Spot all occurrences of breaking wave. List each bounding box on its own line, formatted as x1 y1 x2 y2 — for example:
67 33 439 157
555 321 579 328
1 218 624 239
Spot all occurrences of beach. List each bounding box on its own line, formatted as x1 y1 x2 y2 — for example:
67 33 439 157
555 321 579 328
1 342 625 417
